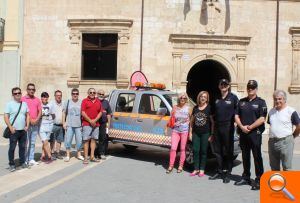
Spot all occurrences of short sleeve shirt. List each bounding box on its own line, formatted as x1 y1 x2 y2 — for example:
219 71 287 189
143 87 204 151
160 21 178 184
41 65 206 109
4 101 29 130
41 103 54 125
21 96 42 120
99 99 112 124
214 92 239 123
268 106 300 138
236 96 268 133
192 105 211 134
81 97 102 127
50 101 63 125
63 99 82 127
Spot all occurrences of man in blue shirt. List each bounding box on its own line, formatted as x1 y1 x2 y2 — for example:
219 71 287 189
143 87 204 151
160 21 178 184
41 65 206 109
4 87 30 172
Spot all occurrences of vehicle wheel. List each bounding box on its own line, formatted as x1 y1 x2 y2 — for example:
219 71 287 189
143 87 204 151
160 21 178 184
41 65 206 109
123 144 138 151
185 141 193 167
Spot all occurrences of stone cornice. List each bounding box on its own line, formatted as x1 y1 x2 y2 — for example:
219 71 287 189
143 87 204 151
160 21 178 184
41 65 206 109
169 34 251 51
290 27 300 35
67 19 133 29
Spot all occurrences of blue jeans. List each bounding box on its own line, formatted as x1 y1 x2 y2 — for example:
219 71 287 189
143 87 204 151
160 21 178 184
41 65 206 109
27 124 39 162
65 127 82 150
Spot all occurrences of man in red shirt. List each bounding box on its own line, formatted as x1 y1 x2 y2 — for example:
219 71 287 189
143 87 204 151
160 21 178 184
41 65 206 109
81 88 102 164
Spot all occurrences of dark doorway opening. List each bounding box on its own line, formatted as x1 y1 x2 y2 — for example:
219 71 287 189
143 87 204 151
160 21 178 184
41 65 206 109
186 60 230 107
82 33 118 80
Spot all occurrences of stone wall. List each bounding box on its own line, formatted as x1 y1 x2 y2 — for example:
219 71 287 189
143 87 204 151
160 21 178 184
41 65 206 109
21 0 300 111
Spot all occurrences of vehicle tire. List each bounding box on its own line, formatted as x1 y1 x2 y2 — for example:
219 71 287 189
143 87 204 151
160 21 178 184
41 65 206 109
123 144 138 151
185 141 194 167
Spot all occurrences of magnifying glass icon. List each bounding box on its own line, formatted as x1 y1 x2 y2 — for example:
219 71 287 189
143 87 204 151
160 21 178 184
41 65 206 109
268 173 295 201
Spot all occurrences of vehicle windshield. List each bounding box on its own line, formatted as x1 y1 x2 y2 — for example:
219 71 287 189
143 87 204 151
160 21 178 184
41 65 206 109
163 94 195 107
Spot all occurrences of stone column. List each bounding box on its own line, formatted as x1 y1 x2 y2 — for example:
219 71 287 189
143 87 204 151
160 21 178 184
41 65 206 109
236 54 246 92
67 30 81 87
289 38 300 93
116 31 130 88
172 52 183 90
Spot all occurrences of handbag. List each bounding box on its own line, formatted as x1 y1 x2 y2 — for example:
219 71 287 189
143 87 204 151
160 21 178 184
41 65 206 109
167 110 176 129
3 102 23 139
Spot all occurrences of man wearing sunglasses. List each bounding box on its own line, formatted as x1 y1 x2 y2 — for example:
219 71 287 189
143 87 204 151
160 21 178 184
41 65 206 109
81 88 102 164
21 83 42 166
97 90 112 160
234 80 267 190
4 87 30 171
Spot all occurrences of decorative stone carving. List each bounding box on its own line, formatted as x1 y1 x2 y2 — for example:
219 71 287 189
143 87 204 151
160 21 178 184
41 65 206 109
69 30 81 45
289 27 300 94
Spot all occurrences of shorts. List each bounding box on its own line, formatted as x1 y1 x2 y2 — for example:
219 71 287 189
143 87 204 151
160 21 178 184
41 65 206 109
50 124 64 143
40 131 51 142
82 126 99 141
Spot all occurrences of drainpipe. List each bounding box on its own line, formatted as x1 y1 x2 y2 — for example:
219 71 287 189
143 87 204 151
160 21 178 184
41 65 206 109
139 0 144 72
274 0 279 90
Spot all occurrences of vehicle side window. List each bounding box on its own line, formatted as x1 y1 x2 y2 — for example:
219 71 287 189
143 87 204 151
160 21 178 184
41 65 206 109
139 94 169 115
115 93 135 113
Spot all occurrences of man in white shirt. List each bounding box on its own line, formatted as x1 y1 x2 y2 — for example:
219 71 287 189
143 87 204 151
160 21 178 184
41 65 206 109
268 90 300 171
50 90 64 159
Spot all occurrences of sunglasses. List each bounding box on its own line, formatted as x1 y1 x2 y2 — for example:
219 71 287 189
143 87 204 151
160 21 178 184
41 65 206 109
97 93 104 96
27 88 36 91
89 92 96 95
72 93 79 95
180 97 187 100
13 92 21 96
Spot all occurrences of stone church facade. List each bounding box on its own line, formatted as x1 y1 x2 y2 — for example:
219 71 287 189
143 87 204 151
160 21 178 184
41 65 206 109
20 0 300 110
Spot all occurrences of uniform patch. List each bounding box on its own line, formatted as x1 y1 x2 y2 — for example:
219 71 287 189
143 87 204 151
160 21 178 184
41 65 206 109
252 104 259 108
225 100 232 104
241 102 246 106
215 99 219 104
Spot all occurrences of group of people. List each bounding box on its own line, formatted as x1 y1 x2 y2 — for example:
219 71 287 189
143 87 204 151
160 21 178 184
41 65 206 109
4 80 300 191
4 83 112 171
166 79 300 190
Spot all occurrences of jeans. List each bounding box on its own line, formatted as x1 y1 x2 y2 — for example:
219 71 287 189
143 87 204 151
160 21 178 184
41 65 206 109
268 135 294 171
27 124 39 162
192 132 210 170
169 130 188 167
9 130 27 166
65 127 82 151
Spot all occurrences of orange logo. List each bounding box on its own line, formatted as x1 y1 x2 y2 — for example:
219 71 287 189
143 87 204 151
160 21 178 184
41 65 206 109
261 171 299 202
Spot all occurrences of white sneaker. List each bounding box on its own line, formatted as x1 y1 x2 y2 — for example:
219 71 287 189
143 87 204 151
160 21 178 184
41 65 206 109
29 160 39 166
64 156 70 162
77 156 84 161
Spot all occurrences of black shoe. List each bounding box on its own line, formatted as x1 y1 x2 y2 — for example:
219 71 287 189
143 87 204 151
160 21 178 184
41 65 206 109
21 163 28 169
56 154 63 160
223 175 230 184
209 173 221 180
234 179 251 186
9 165 16 172
251 181 260 190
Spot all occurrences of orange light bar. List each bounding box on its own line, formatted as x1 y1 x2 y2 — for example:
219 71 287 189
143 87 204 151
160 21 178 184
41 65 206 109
134 82 166 90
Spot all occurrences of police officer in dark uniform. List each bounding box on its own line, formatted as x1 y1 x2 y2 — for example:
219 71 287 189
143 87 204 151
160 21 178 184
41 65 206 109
209 79 239 183
234 80 267 190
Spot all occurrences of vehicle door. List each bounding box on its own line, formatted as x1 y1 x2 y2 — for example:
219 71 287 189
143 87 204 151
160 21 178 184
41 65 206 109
136 93 171 147
109 92 139 141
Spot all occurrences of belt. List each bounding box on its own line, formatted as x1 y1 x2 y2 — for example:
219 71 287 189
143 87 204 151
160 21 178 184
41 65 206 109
270 135 292 141
54 124 63 126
